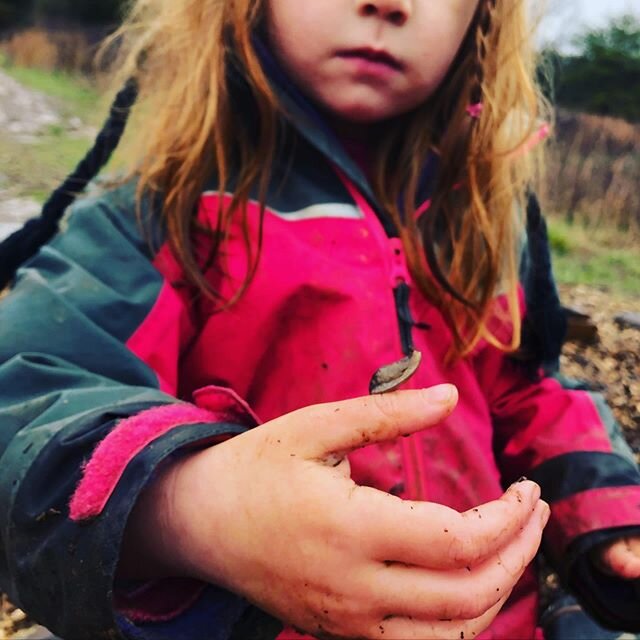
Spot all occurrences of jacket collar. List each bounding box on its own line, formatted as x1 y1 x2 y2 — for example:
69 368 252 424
245 37 437 223
253 38 381 208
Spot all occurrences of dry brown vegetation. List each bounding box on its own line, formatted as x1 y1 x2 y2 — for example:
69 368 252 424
541 109 640 238
1 27 98 73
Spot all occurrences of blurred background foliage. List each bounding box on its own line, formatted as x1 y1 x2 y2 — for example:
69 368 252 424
543 14 640 122
0 0 126 28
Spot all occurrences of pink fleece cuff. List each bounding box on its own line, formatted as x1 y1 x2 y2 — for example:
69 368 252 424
70 384 261 522
67 387 261 623
546 485 640 554
69 404 229 521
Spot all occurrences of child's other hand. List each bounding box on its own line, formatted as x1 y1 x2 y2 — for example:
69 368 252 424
124 386 549 640
592 536 640 579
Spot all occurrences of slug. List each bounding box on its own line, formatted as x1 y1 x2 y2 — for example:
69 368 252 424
369 350 422 394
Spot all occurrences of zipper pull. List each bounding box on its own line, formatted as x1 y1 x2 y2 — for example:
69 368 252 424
369 239 425 394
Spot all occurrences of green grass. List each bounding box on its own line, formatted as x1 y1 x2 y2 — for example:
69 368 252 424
0 124 95 203
548 218 640 297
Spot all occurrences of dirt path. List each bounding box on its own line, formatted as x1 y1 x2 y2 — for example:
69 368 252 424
0 69 56 238
0 68 65 141
0 68 92 241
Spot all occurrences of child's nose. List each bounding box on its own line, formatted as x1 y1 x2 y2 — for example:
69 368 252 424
356 0 412 26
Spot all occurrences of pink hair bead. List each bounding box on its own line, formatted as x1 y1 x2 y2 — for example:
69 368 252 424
466 102 484 119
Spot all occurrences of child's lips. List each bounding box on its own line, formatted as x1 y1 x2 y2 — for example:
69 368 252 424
335 47 404 72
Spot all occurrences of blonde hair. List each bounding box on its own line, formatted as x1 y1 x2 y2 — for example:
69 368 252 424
104 0 547 359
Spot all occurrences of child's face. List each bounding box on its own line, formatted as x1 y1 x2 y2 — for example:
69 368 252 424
266 0 479 125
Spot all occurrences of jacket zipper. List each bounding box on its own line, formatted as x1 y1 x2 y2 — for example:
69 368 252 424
389 238 428 501
388 238 430 355
332 171 430 501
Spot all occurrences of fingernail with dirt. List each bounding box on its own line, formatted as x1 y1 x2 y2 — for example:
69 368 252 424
510 480 540 503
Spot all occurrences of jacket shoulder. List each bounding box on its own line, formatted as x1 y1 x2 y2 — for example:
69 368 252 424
59 180 165 259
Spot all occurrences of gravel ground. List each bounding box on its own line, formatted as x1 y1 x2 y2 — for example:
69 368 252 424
559 284 640 462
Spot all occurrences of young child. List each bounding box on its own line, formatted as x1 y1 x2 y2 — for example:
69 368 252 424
1 1 639 639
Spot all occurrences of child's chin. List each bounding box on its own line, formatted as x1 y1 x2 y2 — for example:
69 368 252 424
329 101 401 125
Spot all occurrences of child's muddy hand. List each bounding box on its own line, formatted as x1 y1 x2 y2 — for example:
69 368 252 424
591 536 640 580
125 386 548 640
